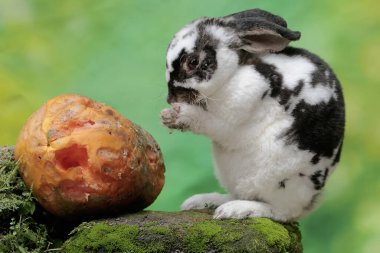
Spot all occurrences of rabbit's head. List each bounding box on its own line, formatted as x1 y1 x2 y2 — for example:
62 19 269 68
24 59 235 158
165 9 301 105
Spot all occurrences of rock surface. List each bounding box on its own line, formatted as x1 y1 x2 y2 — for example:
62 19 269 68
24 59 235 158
63 210 302 253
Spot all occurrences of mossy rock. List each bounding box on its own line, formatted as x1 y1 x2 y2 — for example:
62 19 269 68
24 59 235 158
1 146 302 253
62 210 302 253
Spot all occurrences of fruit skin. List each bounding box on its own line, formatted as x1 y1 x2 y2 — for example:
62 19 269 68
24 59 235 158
15 94 165 218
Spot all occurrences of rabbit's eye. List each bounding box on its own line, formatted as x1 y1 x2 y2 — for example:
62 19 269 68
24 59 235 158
187 56 199 70
201 58 212 70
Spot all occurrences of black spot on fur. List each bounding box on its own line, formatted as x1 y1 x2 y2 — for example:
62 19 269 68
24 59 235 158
169 49 187 84
299 173 305 177
279 88 292 105
252 58 283 98
279 179 288 189
311 155 320 165
286 99 344 160
293 81 304 95
310 168 329 190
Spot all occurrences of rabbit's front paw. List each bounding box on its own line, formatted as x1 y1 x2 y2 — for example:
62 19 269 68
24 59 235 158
213 200 273 220
160 103 189 130
181 193 232 210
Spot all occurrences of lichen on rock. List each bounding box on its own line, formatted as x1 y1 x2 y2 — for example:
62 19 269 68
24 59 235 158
63 210 302 253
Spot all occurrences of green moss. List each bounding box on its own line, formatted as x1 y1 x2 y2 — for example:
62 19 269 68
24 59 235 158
181 218 296 253
143 221 159 227
184 221 222 252
0 147 52 253
213 224 244 252
250 218 291 252
214 229 243 243
63 222 141 253
148 226 170 235
63 222 170 253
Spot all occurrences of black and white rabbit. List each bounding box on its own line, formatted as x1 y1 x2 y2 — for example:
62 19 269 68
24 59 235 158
160 9 345 222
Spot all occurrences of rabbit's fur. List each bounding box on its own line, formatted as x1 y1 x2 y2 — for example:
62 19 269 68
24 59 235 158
160 9 345 222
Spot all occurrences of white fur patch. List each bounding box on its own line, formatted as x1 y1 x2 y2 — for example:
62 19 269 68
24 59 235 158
300 83 336 105
206 25 234 45
261 54 316 90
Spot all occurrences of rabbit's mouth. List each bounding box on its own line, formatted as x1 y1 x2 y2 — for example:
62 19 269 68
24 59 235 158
167 86 207 110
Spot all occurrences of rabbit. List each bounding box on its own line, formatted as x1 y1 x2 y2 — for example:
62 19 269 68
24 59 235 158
160 8 345 222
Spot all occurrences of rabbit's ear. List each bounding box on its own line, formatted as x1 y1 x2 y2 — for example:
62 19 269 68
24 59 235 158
224 9 301 53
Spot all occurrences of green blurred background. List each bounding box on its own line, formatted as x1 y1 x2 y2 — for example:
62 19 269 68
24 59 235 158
0 0 379 252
